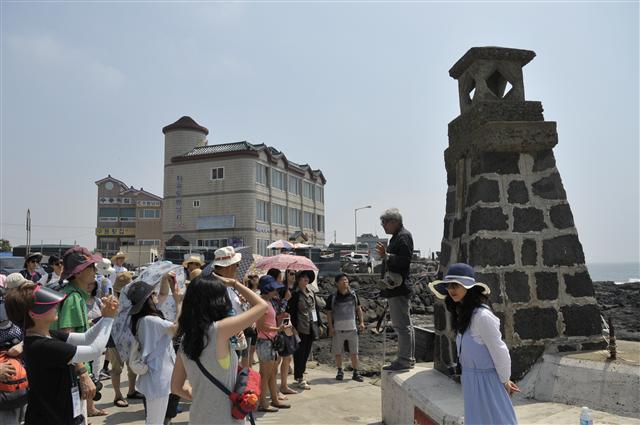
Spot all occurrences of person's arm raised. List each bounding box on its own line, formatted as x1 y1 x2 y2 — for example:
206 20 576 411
214 274 268 341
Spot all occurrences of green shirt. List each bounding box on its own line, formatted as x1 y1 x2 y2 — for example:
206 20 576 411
51 284 90 332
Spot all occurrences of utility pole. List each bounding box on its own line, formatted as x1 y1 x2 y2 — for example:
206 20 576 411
26 209 31 254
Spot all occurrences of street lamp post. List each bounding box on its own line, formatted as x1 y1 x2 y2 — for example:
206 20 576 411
354 205 372 252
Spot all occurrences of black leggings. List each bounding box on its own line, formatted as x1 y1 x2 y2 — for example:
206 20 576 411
293 333 314 381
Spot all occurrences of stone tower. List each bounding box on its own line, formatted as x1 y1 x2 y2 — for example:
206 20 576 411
434 47 604 379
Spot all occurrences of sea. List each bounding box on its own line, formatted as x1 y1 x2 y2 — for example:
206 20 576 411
587 262 640 284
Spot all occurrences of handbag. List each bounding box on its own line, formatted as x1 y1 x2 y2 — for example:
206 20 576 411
282 333 299 355
195 359 260 425
270 333 287 356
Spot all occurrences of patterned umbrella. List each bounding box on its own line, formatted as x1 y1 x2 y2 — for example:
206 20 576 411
112 261 185 361
267 240 294 250
254 254 318 272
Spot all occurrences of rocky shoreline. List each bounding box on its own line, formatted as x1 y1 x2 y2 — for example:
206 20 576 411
310 274 639 376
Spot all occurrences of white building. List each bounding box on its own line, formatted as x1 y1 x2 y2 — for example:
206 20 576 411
162 116 326 256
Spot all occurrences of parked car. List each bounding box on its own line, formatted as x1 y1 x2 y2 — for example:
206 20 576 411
0 256 46 276
341 253 370 265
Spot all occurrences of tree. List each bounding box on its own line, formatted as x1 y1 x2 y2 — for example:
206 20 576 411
0 239 11 253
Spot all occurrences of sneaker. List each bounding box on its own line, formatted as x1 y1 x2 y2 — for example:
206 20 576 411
99 369 111 380
410 360 416 369
352 371 364 382
382 362 410 372
336 369 344 381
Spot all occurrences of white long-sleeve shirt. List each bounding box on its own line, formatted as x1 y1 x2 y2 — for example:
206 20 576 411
468 307 511 383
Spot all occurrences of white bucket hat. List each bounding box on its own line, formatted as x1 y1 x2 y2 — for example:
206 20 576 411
213 246 242 268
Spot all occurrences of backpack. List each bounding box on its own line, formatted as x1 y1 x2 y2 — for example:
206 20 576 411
195 360 260 425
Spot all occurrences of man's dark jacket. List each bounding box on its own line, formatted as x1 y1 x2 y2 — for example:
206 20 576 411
383 226 414 298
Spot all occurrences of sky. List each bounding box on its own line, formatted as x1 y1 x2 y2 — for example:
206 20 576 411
1 1 638 264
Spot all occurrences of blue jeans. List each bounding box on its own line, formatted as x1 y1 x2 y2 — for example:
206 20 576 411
388 295 415 366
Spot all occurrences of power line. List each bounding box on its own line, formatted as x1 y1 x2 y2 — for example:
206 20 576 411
0 222 94 229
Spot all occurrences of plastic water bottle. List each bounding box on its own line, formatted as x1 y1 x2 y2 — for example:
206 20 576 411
580 407 593 425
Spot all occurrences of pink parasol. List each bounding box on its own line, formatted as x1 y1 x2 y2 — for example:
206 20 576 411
254 254 318 272
267 240 294 250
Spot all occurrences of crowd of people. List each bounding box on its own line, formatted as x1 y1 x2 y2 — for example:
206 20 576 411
0 207 519 425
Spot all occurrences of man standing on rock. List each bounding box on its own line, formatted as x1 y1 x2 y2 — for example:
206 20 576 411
376 208 415 371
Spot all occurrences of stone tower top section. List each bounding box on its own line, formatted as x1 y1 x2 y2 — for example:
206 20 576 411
449 47 536 114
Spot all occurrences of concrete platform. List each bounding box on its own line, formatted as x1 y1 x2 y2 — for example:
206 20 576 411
91 362 382 425
382 363 640 425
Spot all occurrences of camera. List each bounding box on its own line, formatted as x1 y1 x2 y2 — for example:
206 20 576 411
90 374 103 401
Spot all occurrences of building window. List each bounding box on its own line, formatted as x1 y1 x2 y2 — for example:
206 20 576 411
98 207 118 222
256 200 268 222
272 169 285 191
303 211 314 229
193 200 200 208
257 239 270 256
210 167 224 180
289 176 301 195
138 209 161 219
272 204 285 225
316 214 325 231
119 207 136 222
315 185 324 203
303 181 315 200
138 239 160 246
288 208 301 227
197 239 228 248
256 163 268 185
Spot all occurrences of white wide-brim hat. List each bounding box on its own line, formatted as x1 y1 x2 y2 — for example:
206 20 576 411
213 246 242 268
428 263 491 300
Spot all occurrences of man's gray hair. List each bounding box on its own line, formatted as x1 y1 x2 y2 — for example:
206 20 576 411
380 208 403 224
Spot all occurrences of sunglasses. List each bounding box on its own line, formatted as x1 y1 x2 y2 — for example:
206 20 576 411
288 272 296 276
54 262 63 266
28 259 39 264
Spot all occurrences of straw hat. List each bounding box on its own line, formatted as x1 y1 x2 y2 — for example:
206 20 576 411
182 255 205 268
113 271 133 293
111 251 128 262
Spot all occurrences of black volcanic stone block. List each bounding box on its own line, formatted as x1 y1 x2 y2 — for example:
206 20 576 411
471 152 520 176
440 334 453 366
558 344 579 352
532 173 567 200
443 218 452 240
535 272 559 300
466 177 500 206
513 207 546 232
582 340 607 350
514 307 558 339
447 170 456 186
453 217 466 238
476 272 502 303
434 303 447 331
440 242 451 267
511 345 545 380
469 238 515 267
460 242 468 263
564 272 595 297
494 311 506 337
446 190 456 214
521 239 537 265
470 207 509 233
508 180 529 204
505 271 530 302
550 204 575 229
533 150 557 172
561 305 602 336
543 235 586 266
